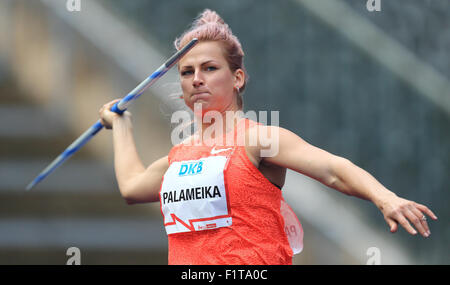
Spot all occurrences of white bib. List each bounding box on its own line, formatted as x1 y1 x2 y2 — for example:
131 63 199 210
281 199 304 254
160 155 232 235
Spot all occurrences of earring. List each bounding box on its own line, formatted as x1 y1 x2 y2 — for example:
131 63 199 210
235 86 240 93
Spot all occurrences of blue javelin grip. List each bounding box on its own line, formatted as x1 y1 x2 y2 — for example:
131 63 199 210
26 38 198 191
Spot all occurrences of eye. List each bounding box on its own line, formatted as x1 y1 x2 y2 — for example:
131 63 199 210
180 70 193 76
205 66 217 71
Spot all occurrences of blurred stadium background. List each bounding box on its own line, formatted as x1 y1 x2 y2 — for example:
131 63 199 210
0 0 448 264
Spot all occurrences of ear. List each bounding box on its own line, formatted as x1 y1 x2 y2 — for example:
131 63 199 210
233 69 245 89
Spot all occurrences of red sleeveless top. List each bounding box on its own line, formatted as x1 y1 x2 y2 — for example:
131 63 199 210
159 118 294 265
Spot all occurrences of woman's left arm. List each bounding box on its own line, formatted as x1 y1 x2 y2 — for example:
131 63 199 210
260 125 438 237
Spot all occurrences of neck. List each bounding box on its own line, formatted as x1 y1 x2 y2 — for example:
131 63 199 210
193 103 243 143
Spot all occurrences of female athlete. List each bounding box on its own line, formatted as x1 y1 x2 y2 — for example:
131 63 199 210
99 9 437 265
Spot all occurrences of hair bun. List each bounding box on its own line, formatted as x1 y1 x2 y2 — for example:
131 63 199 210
194 9 226 27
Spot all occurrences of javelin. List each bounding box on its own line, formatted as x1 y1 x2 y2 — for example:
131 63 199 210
26 38 199 191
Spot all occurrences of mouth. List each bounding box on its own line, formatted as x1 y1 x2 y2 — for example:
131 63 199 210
192 91 210 96
191 91 210 99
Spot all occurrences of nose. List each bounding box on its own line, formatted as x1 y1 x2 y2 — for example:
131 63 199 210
192 70 204 88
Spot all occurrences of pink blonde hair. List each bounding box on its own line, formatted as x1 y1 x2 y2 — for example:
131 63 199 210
174 9 249 109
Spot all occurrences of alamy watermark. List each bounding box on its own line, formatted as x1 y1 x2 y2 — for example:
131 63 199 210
171 103 280 157
66 0 81 12
366 247 381 265
366 0 381 12
66 247 81 265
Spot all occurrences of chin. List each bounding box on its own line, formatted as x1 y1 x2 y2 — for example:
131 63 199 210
191 102 221 116
191 100 208 109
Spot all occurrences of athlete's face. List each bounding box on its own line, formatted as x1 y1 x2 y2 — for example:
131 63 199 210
178 41 244 114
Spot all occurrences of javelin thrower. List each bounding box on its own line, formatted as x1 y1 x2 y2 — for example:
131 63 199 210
98 9 437 265
26 38 199 191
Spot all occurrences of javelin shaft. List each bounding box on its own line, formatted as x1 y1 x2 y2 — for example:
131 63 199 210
26 38 198 191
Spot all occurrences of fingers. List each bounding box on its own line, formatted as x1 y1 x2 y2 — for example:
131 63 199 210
100 118 111 130
388 204 436 238
100 99 121 114
404 208 429 237
410 206 431 236
99 99 122 129
106 99 121 111
394 214 418 236
98 106 110 129
415 203 438 220
384 217 398 233
382 196 437 238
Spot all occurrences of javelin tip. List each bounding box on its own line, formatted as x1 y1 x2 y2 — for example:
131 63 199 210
26 174 45 191
25 181 36 191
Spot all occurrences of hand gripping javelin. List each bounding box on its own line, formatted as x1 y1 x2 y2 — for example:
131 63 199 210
26 38 199 191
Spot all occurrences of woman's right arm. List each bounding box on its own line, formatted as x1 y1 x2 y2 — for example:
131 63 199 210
100 100 169 204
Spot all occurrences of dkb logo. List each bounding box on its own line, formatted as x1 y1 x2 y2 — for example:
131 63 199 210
179 161 204 176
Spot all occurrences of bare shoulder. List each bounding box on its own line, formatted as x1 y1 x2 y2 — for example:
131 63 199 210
243 123 286 167
250 124 312 148
245 123 293 140
243 123 287 185
244 123 294 150
244 123 317 163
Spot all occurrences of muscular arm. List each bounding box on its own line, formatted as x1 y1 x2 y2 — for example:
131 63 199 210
111 115 168 204
258 126 343 189
98 98 169 205
253 125 437 237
